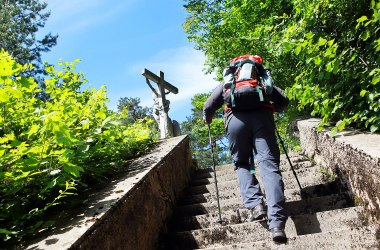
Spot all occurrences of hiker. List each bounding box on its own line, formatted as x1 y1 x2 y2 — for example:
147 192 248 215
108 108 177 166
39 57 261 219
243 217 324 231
203 55 289 242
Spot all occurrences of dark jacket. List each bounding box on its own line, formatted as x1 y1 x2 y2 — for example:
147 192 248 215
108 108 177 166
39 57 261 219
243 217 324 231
203 84 289 126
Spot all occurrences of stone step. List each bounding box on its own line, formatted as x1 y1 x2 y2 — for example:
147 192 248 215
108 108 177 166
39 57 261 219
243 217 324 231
167 207 365 249
185 166 331 197
176 190 353 230
180 180 340 207
200 225 379 250
175 195 353 230
174 193 354 226
190 161 319 187
192 157 315 182
160 151 377 249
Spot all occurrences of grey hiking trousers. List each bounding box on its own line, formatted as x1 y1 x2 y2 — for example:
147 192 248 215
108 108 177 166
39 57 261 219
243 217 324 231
226 108 288 229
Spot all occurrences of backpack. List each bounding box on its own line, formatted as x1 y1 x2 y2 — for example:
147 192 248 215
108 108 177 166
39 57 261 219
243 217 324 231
222 54 273 111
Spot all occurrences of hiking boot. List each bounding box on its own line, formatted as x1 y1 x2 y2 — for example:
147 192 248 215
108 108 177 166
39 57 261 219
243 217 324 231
249 203 266 221
271 227 287 243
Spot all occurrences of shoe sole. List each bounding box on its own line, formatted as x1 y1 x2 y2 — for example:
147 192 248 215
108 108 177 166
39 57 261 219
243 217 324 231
250 210 267 221
273 236 287 244
272 232 287 243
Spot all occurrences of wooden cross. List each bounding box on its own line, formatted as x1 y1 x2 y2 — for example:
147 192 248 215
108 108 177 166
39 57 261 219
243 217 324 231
142 68 178 113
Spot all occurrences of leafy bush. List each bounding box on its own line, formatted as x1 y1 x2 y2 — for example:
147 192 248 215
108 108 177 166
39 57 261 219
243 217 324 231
283 0 380 134
183 0 380 134
0 50 156 242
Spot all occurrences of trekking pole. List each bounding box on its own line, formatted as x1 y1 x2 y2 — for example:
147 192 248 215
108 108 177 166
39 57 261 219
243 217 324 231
207 124 223 223
274 126 307 199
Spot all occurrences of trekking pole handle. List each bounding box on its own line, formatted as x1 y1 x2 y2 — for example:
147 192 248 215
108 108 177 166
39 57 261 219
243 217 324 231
208 124 216 168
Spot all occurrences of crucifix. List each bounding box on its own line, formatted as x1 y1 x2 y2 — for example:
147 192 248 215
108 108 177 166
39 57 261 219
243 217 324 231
142 68 180 139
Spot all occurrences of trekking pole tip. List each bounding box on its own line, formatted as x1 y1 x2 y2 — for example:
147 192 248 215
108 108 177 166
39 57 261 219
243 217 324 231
216 218 226 225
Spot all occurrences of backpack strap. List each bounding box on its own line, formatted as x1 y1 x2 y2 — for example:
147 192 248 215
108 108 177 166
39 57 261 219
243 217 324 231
230 77 236 108
256 85 264 102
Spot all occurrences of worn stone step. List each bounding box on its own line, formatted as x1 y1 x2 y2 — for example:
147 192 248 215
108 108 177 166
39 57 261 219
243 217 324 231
174 193 353 231
176 187 344 230
167 207 365 249
190 161 318 187
200 225 379 250
192 157 315 182
185 166 330 197
174 192 353 222
180 179 340 208
191 153 313 178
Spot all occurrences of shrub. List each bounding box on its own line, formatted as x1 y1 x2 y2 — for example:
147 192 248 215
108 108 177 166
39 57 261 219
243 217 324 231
0 50 156 243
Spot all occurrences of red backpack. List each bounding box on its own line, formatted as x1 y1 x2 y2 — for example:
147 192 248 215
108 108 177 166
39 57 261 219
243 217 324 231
223 54 273 111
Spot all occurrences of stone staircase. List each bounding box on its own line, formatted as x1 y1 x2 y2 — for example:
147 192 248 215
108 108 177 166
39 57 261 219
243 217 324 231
159 152 379 249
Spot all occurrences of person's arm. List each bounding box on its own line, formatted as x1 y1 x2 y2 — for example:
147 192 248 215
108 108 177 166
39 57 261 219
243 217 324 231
269 85 289 112
203 83 224 124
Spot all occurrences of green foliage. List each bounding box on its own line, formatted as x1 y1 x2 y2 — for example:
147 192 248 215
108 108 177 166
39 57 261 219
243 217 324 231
117 97 153 125
183 0 380 134
283 0 380 134
183 0 293 77
0 51 156 243
0 0 57 77
181 93 229 168
274 108 303 153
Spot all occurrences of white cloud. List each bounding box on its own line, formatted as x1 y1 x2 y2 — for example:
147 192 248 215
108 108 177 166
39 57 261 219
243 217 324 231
130 46 218 101
43 0 137 35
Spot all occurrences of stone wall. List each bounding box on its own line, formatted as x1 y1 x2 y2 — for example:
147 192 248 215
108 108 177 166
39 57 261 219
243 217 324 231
297 118 380 223
27 135 195 250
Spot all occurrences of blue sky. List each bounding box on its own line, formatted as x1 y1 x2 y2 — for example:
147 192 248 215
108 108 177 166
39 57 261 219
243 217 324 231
38 0 217 123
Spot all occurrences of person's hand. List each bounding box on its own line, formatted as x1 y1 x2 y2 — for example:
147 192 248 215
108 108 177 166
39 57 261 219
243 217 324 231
203 115 211 124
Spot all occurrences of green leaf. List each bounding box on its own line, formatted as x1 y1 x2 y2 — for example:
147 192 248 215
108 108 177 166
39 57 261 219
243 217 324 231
372 76 380 85
0 229 18 235
314 56 322 65
360 90 367 97
282 42 293 52
362 31 371 41
0 89 10 102
348 54 357 63
370 125 378 132
20 76 36 91
357 16 368 23
10 88 23 99
326 61 333 72
63 164 83 177
330 128 338 137
295 46 302 55
336 120 345 131
101 116 113 127
27 124 40 138
10 139 22 147
327 39 335 46
24 157 39 166
318 38 327 46
47 178 58 188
